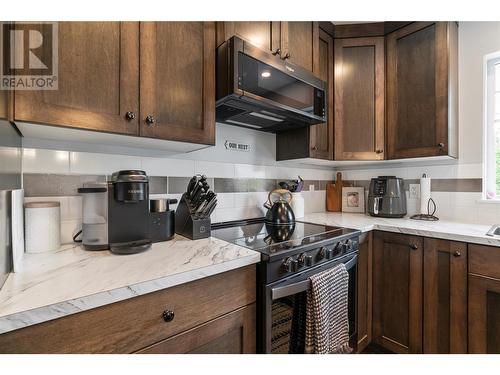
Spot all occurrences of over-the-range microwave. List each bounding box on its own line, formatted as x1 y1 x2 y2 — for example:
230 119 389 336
216 36 327 133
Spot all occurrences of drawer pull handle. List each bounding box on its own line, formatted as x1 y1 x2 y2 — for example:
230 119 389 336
162 310 175 322
453 250 461 257
409 243 418 250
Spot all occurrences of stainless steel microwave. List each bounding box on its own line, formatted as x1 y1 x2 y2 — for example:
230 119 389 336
216 36 327 133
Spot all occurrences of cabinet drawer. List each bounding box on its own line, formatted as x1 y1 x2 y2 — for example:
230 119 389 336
0 266 256 353
469 244 500 279
137 304 256 354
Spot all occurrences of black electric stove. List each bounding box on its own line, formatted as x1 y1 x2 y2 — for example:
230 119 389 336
212 217 361 353
212 218 361 283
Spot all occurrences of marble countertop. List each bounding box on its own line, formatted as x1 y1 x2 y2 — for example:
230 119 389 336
301 212 500 247
0 235 260 335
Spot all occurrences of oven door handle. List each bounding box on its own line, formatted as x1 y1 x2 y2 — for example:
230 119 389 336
271 254 357 300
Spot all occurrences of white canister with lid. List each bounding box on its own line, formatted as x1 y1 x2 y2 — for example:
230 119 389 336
24 201 61 253
290 192 305 219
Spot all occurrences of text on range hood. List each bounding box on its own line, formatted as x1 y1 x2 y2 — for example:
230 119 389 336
216 36 327 133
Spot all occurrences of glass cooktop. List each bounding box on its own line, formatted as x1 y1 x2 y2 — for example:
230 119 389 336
211 218 358 257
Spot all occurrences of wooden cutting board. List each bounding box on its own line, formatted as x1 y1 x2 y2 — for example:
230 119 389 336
326 172 343 212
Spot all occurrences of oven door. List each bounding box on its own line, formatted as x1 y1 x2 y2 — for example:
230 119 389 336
259 253 357 354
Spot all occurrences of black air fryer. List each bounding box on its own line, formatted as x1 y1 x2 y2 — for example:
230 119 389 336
108 170 152 254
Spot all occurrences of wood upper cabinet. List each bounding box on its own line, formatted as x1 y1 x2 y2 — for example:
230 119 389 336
0 90 7 120
423 238 467 353
216 22 280 53
137 304 256 354
309 28 334 160
334 37 385 160
275 26 333 161
280 22 319 73
469 244 500 353
139 22 215 145
15 22 140 136
373 231 423 353
386 22 458 159
356 232 373 353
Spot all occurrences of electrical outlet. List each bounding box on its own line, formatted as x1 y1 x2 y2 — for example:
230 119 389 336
409 184 420 199
309 184 315 192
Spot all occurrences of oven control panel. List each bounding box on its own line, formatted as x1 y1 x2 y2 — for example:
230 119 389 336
279 237 359 275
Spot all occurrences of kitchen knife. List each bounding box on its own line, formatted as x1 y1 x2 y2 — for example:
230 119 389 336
203 199 217 218
189 181 203 199
186 175 199 196
199 197 217 218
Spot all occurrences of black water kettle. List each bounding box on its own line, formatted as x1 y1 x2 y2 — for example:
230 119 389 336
263 189 295 225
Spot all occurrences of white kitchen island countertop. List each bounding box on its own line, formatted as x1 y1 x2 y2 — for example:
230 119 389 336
301 212 500 247
0 235 260 335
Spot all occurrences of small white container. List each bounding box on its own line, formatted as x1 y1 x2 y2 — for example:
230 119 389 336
24 202 61 253
290 192 305 219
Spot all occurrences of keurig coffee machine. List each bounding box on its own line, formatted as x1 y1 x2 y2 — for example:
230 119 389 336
78 170 175 254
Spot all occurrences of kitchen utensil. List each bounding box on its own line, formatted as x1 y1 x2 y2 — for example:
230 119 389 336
290 192 305 219
24 201 61 253
278 176 304 193
264 189 295 225
326 172 343 212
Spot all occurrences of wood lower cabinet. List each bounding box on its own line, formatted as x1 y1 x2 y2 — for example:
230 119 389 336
139 22 215 145
386 22 458 159
356 232 373 353
15 22 140 136
137 304 255 354
334 37 385 160
372 231 423 353
423 238 467 353
469 244 500 353
0 266 256 354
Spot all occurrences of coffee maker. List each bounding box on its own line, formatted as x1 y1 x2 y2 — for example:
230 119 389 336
78 170 152 254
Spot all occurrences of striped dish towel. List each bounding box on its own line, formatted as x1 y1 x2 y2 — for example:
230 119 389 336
305 263 352 354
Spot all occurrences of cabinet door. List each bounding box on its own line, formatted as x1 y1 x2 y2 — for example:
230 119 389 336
137 304 256 354
423 238 467 353
386 22 457 159
140 22 215 145
0 90 7 120
334 37 385 160
309 28 334 160
356 233 373 353
280 22 319 72
15 22 140 135
373 231 423 353
469 275 500 353
216 22 280 53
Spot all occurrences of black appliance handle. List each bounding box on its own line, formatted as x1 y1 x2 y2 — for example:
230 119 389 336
271 254 357 300
77 187 107 193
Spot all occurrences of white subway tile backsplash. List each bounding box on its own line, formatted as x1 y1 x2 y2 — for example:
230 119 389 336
216 193 235 209
234 164 267 178
194 161 234 178
214 206 265 223
70 152 141 175
142 157 195 177
61 219 82 244
233 192 267 208
23 148 70 174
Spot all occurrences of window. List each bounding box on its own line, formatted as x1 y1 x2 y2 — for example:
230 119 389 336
484 53 500 199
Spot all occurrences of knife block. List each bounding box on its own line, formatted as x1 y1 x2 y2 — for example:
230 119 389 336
175 194 211 240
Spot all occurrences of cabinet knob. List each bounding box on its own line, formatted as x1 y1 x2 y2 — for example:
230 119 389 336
376 149 384 154
272 48 281 56
162 309 175 322
281 52 290 60
125 111 135 121
145 115 156 126
409 243 418 250
311 146 318 151
438 142 445 148
453 250 461 257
